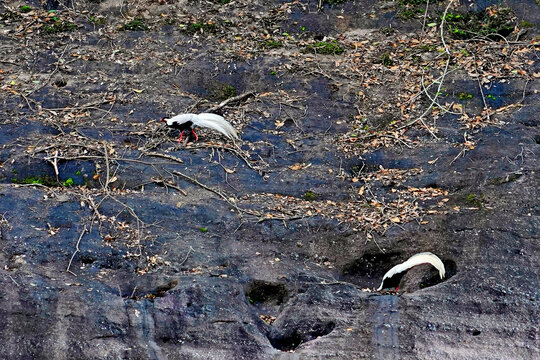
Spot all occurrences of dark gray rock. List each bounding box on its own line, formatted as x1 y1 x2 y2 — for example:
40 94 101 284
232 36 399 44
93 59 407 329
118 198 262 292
0 0 538 359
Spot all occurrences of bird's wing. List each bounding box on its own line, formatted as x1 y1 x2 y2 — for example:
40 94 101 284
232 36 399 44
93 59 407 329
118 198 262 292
376 252 445 291
166 113 198 126
192 113 239 139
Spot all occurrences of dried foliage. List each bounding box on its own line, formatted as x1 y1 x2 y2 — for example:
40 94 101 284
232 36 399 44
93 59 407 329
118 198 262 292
0 0 537 273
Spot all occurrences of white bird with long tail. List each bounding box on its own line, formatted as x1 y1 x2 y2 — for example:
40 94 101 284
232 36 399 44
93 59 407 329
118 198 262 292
377 252 445 291
161 113 239 142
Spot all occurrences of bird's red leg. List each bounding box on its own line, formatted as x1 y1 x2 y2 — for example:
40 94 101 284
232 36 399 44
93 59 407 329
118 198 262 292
192 129 198 141
177 131 184 142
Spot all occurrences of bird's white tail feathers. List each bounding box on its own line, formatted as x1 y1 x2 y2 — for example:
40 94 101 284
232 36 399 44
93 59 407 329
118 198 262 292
193 113 239 140
377 252 445 291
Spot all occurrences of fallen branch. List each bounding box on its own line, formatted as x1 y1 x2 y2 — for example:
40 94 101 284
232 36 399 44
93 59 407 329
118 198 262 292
397 0 454 134
473 54 492 123
179 246 194 266
103 142 111 192
172 170 259 217
149 178 187 196
66 226 87 275
185 143 265 174
145 152 184 164
396 57 450 132
206 91 255 112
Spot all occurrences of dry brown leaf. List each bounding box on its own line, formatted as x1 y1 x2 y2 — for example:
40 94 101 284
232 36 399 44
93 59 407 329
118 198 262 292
289 164 303 171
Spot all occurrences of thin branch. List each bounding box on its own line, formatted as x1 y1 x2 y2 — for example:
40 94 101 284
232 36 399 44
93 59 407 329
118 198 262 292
172 170 259 217
145 152 184 164
179 246 194 266
205 91 255 113
66 226 87 275
103 142 111 192
149 178 187 196
397 57 451 131
421 0 430 37
185 143 265 174
473 54 491 123
440 0 454 56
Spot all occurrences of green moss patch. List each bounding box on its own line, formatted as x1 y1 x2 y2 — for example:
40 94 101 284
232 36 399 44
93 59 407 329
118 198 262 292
397 0 429 19
303 191 318 201
123 17 148 31
458 92 473 100
12 175 57 186
262 40 283 49
443 7 515 40
210 84 236 101
380 52 393 66
43 20 76 33
303 41 344 55
466 193 485 208
181 22 216 34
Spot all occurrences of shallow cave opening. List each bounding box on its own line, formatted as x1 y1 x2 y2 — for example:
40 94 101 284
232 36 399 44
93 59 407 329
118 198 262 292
268 321 336 351
342 252 402 283
245 280 289 306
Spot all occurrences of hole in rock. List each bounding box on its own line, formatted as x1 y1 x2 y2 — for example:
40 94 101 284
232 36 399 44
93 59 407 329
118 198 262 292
472 330 481 336
154 280 179 297
342 252 401 281
160 336 174 343
54 79 67 87
80 254 96 264
269 320 335 351
246 280 289 306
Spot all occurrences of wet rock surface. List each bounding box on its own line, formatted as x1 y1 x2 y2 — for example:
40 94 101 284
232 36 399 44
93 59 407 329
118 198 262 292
0 0 539 359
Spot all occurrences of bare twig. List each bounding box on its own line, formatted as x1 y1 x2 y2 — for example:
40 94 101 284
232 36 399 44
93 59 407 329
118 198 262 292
0 60 20 66
185 143 265 174
518 79 529 105
103 142 111 192
421 0 430 36
205 91 255 112
172 170 259 217
25 44 70 97
420 73 461 115
396 57 451 132
179 246 194 266
66 226 87 275
149 178 187 196
145 152 184 164
440 0 454 56
449 132 472 165
173 170 233 201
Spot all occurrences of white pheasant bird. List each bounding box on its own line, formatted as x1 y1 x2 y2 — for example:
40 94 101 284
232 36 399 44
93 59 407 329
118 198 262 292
377 252 445 291
161 113 239 142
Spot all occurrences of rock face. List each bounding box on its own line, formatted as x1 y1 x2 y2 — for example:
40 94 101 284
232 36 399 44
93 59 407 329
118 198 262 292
0 0 539 359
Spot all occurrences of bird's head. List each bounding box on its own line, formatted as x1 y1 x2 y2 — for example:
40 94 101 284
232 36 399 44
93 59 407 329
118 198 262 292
161 117 166 123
